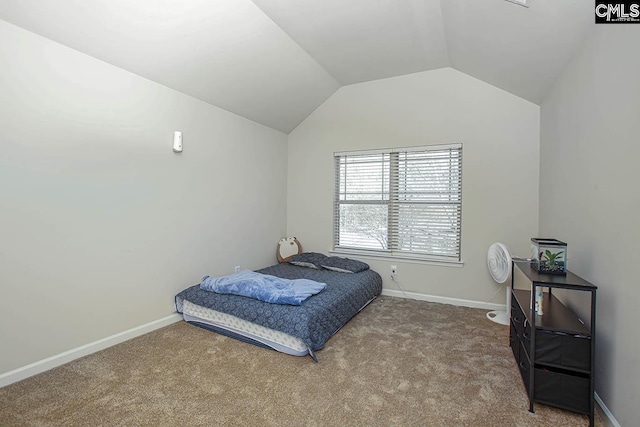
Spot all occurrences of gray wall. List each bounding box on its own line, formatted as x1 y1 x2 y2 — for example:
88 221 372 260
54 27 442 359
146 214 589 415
2 14 633 426
0 20 288 374
288 68 540 304
540 26 639 427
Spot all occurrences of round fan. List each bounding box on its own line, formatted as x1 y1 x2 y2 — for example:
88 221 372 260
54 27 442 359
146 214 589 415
486 242 513 325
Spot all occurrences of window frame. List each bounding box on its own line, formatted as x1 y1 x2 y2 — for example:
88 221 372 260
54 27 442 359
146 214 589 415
333 143 463 265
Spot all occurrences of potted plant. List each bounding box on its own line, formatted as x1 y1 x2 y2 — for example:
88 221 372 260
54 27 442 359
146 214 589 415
542 249 564 273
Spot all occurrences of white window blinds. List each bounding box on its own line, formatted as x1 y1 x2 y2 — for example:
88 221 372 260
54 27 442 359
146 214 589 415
334 144 462 261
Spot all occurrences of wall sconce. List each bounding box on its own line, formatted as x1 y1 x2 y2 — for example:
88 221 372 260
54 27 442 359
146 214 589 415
173 131 183 153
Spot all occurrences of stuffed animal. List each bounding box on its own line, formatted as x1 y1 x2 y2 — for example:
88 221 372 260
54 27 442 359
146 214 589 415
277 237 302 263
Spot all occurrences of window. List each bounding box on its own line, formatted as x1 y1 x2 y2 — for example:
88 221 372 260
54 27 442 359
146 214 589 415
333 144 462 262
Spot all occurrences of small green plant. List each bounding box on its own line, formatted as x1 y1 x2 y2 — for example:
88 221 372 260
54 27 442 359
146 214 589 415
543 250 564 268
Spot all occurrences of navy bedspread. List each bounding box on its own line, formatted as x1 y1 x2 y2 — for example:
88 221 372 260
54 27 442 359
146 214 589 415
175 263 382 357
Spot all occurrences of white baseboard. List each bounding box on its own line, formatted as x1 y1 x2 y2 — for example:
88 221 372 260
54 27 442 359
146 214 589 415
381 288 506 311
595 392 620 427
0 313 182 388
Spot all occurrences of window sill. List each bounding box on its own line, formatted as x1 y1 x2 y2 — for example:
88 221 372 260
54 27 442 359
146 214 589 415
329 249 464 268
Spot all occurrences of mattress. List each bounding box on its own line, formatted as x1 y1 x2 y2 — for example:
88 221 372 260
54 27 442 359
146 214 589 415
182 300 309 356
175 263 382 360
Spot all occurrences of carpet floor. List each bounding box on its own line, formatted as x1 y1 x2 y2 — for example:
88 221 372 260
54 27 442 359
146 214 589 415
0 296 602 426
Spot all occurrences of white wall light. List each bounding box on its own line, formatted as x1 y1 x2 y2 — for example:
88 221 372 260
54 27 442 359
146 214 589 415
173 131 183 153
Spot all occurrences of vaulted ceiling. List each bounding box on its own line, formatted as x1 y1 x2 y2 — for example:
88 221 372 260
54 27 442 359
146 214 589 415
0 0 593 133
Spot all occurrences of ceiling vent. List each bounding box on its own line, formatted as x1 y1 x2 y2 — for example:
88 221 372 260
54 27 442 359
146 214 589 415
504 0 529 7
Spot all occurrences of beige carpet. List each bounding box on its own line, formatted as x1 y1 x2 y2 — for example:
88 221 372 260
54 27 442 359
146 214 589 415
0 296 601 426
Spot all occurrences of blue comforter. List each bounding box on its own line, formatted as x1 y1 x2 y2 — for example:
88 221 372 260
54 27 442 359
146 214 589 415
175 263 382 360
200 270 326 306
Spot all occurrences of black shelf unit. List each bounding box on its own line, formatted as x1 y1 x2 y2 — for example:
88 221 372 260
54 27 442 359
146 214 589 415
510 260 597 426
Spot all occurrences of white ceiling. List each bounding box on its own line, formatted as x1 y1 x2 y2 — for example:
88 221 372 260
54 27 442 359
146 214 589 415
251 0 450 85
0 0 593 133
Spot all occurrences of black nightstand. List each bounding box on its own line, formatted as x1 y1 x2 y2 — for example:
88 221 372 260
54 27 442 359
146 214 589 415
510 260 597 426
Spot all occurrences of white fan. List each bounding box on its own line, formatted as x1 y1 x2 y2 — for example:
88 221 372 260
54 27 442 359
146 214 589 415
486 242 513 325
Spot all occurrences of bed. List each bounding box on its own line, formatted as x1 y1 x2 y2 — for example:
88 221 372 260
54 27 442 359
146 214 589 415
175 262 382 361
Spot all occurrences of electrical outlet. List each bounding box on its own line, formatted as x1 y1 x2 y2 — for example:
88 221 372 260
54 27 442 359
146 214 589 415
235 266 241 273
390 265 397 275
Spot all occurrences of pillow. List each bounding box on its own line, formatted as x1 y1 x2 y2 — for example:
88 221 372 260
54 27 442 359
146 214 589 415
289 252 328 269
320 256 369 273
